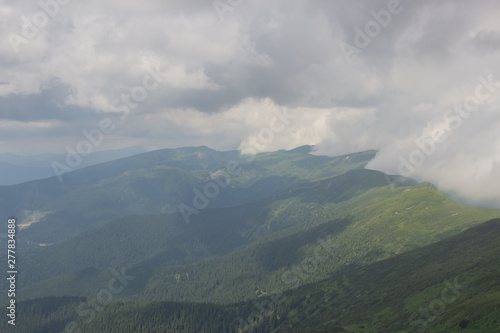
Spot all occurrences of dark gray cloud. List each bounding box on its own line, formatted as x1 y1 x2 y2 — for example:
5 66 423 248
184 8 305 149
0 80 90 121
470 29 500 53
0 0 499 206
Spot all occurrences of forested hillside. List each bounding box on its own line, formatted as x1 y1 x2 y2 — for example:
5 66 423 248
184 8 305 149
14 173 499 305
0 146 376 247
3 219 499 333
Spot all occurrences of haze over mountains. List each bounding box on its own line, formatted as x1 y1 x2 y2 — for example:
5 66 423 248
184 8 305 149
0 146 499 332
0 146 147 186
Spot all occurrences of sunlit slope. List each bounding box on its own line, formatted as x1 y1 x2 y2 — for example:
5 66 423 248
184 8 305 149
270 218 500 333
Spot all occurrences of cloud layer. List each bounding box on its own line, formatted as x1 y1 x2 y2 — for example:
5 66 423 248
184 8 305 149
1 0 500 207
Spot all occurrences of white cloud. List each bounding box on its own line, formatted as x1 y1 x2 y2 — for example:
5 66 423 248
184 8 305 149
1 0 500 207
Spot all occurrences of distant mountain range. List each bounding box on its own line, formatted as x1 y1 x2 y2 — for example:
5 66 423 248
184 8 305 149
0 146 147 185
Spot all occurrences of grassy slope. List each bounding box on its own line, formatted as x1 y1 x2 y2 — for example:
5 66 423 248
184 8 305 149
0 147 376 246
271 218 500 332
133 182 499 304
7 219 499 333
79 218 500 333
17 173 500 305
13 167 387 291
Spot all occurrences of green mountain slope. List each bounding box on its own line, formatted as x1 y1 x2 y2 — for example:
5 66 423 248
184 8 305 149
268 218 500 332
15 171 499 306
0 146 376 246
12 169 393 291
131 183 500 305
3 146 498 333
5 219 499 333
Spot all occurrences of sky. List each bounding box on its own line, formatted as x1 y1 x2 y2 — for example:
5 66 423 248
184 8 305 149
1 0 500 207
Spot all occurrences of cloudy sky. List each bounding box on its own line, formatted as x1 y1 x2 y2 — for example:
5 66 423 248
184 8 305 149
1 0 500 207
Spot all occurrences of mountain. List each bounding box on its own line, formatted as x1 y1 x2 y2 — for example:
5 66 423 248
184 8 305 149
1 145 498 333
267 217 500 332
0 146 376 247
13 170 499 305
10 168 392 291
4 218 499 333
0 146 147 185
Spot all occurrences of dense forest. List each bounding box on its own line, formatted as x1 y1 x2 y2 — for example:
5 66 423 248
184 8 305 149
2 219 499 332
